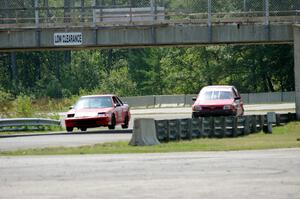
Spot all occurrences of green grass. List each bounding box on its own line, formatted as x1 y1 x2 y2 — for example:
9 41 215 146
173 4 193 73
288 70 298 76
1 122 300 156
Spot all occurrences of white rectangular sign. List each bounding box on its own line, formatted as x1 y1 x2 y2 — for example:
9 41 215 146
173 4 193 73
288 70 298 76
54 32 83 46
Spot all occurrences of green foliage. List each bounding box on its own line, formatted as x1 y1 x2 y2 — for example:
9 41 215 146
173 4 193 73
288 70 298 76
96 63 137 97
0 88 14 117
222 45 294 93
0 44 295 100
14 95 35 118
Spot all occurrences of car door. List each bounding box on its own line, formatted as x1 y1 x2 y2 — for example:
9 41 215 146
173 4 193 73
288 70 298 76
116 96 127 122
112 96 123 123
232 88 244 115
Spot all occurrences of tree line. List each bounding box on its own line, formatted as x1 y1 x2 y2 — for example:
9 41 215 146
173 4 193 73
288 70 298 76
0 44 295 100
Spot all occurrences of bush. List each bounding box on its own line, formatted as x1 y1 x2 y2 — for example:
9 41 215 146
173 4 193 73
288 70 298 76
14 95 35 118
0 89 14 118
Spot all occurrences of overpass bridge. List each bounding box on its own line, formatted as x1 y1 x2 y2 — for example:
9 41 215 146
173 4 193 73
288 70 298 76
0 0 300 119
0 0 299 50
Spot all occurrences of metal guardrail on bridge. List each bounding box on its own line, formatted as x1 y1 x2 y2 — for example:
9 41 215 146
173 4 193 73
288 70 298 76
0 0 299 28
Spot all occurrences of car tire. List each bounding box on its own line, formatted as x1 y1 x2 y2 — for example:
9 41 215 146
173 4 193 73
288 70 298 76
192 112 198 118
233 111 238 117
108 114 116 130
66 127 73 132
80 127 87 132
121 114 129 129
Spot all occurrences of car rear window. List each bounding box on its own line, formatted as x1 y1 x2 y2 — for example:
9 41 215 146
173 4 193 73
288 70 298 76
200 90 233 100
74 97 113 109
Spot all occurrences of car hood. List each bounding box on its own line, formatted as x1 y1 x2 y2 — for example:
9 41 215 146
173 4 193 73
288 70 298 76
194 99 234 106
68 107 114 117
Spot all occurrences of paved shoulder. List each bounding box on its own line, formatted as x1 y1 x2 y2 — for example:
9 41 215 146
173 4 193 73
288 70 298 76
0 149 299 199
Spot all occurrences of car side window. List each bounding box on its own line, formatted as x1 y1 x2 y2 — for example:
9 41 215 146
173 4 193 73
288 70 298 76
112 96 121 106
116 96 123 106
232 88 238 98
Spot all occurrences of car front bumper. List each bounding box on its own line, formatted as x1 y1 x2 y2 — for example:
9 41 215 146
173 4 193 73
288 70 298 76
65 116 110 128
192 109 236 117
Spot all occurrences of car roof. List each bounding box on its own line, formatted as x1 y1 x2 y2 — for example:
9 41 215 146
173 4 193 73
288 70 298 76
201 85 234 91
81 94 115 98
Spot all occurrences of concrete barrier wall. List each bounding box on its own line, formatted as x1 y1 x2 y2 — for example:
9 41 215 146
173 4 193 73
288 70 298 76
282 92 296 102
121 96 155 108
248 92 282 104
155 95 186 107
121 92 295 108
240 93 249 104
185 94 197 106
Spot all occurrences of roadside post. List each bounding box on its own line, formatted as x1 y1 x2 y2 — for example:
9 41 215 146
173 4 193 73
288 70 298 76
266 112 276 133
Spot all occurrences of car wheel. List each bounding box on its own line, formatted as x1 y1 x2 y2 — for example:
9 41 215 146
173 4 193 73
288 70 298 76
80 127 87 132
66 127 73 132
108 114 116 130
121 114 129 129
240 108 245 116
192 112 198 118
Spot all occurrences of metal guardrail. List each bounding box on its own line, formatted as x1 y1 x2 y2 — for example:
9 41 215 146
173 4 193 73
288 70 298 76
0 118 61 131
0 0 299 28
155 113 296 141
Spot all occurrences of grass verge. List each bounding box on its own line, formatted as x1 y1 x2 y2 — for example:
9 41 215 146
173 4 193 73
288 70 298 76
1 122 300 156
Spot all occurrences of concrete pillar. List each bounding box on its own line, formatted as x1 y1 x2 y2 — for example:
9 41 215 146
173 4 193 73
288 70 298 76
264 0 269 26
34 0 39 27
10 52 17 81
92 0 96 25
294 25 300 120
80 0 85 22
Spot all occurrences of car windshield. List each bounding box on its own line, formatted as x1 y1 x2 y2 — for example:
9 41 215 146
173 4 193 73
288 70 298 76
74 97 113 109
199 90 233 100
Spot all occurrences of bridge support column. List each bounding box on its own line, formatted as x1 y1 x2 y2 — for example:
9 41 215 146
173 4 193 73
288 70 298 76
294 25 300 120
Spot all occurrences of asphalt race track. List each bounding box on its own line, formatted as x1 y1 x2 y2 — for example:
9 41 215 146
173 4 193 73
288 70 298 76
0 104 299 199
0 103 296 151
0 149 300 199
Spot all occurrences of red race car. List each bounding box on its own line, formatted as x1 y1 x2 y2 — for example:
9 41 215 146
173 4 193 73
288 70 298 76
64 94 130 132
192 85 244 118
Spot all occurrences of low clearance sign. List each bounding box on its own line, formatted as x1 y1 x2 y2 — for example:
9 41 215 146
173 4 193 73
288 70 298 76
54 32 83 46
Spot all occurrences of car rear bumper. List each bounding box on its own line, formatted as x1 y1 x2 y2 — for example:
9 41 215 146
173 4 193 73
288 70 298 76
65 116 110 128
192 110 236 117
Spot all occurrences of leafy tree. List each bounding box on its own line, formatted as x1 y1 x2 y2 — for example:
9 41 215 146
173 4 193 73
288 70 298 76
127 48 152 95
95 60 137 96
0 44 295 99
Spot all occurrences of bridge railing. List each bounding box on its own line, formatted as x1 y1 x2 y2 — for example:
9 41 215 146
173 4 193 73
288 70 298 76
0 0 299 28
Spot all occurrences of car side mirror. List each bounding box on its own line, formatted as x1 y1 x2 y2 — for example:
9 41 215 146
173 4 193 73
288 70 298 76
69 106 74 110
192 97 197 101
234 97 241 101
